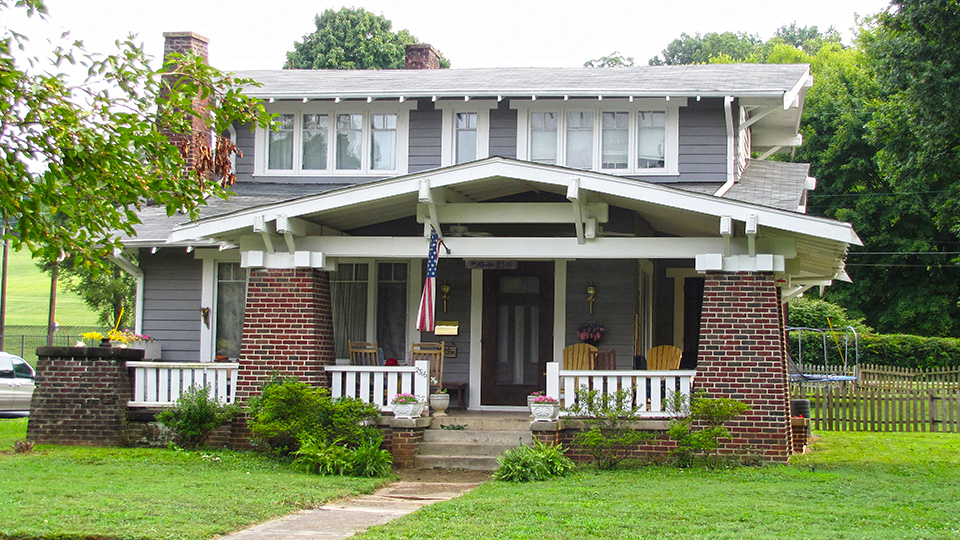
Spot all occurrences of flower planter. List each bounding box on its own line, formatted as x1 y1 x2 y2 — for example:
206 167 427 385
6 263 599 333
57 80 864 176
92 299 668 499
530 403 560 422
129 341 161 360
392 402 425 420
429 393 450 416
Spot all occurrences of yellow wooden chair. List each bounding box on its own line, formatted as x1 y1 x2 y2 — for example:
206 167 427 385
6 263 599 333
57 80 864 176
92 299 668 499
646 345 682 370
411 342 445 389
348 341 380 366
563 343 597 370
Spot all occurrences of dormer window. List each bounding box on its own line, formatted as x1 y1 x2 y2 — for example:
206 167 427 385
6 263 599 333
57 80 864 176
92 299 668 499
515 98 682 175
255 102 413 177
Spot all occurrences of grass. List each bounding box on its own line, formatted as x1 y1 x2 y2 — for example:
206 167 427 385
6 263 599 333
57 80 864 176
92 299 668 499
2 248 99 327
0 419 388 540
357 431 960 540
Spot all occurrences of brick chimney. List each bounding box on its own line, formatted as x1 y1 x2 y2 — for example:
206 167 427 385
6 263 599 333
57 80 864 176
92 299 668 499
162 32 212 183
405 44 441 69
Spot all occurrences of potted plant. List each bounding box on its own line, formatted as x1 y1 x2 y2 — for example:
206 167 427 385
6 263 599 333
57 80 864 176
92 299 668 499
391 393 424 419
527 391 544 408
576 320 606 346
530 395 561 422
429 389 450 416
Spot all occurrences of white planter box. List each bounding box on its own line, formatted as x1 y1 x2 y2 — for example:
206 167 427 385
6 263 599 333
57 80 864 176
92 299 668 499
130 341 161 360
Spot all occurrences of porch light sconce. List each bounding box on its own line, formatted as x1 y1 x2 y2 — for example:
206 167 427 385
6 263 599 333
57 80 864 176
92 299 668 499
586 283 596 314
441 280 451 312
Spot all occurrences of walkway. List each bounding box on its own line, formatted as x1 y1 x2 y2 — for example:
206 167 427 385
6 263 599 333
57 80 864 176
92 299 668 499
218 470 488 540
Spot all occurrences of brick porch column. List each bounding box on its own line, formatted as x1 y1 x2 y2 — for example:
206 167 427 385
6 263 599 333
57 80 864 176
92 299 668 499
234 268 334 403
696 271 792 463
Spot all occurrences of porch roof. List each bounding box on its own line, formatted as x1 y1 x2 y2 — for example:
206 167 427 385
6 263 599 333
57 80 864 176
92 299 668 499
168 157 859 247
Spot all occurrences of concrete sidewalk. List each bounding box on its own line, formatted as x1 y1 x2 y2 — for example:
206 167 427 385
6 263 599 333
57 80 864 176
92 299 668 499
218 472 486 540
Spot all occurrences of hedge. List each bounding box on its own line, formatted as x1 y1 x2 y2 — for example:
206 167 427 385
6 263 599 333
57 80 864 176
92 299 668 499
787 331 960 369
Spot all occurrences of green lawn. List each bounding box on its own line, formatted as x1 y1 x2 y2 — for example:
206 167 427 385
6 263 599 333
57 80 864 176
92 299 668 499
0 419 387 540
3 248 99 327
357 431 960 540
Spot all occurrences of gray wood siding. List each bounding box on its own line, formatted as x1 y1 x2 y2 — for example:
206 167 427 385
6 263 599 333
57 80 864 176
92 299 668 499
234 122 254 181
140 250 202 361
565 259 637 368
489 108 517 159
418 260 471 385
408 109 442 173
676 98 727 182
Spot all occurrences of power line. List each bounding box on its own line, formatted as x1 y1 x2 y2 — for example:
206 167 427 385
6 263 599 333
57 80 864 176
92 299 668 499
849 251 960 255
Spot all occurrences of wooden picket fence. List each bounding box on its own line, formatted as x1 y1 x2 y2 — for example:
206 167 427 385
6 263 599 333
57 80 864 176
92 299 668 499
792 364 960 432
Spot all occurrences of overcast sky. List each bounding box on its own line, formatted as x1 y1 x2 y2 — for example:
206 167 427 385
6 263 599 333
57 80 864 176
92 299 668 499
10 0 891 70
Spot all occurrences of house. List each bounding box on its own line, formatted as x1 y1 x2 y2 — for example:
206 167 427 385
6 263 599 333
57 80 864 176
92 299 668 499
104 32 858 462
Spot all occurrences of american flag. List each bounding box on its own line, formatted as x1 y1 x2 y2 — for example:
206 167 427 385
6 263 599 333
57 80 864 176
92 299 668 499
416 228 440 332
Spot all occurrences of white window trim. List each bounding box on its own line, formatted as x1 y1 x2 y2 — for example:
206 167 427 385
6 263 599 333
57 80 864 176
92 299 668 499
436 101 497 167
254 101 415 177
197 249 243 363
513 98 685 176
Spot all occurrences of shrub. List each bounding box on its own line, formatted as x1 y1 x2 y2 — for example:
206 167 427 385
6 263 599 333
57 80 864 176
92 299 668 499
493 439 574 482
246 377 382 455
667 391 748 468
788 297 872 334
563 387 654 470
156 385 239 450
293 433 393 477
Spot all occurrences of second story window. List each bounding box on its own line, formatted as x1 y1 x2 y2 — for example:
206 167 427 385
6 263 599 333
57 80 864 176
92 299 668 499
256 104 412 177
565 112 594 169
515 98 682 175
455 112 477 164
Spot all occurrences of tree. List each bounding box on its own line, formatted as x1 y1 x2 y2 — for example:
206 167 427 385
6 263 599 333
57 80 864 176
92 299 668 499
1 0 272 268
648 31 762 65
285 7 450 69
584 51 634 68
41 255 137 328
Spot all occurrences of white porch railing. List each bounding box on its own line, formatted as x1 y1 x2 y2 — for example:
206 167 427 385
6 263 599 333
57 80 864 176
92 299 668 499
546 362 695 418
325 360 430 412
127 361 239 407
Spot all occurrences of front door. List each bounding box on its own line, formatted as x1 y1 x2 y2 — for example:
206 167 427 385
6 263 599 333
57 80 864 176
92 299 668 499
481 262 554 406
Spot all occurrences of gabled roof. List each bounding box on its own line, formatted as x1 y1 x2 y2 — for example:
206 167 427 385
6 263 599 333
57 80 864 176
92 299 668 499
168 157 859 246
234 64 811 101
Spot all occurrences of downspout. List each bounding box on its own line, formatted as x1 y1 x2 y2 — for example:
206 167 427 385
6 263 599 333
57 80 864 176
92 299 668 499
714 96 736 197
108 250 145 334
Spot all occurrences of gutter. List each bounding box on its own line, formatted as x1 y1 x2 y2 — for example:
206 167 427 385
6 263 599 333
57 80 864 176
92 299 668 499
107 250 145 335
715 96 736 197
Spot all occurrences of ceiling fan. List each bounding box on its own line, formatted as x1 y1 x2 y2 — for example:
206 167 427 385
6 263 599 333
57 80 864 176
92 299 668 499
446 224 493 237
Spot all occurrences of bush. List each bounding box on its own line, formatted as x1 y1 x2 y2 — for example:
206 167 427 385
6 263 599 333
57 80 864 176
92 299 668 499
156 385 239 450
563 387 653 470
246 377 382 456
667 391 748 468
788 297 872 334
293 433 393 477
493 439 574 482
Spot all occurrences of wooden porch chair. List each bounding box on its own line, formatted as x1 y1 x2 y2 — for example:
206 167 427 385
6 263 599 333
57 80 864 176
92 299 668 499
646 345 682 370
591 348 617 370
348 341 380 366
411 342 445 388
563 343 597 370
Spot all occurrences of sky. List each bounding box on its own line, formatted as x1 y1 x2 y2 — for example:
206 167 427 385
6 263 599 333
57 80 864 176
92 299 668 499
9 0 893 70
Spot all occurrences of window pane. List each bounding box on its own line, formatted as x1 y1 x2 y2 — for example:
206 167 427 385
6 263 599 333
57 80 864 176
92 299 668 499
601 112 628 169
455 112 477 164
376 262 407 362
336 114 362 169
638 111 666 168
215 263 246 359
530 112 557 164
302 114 328 170
565 112 594 169
268 114 294 170
371 113 396 170
331 263 369 358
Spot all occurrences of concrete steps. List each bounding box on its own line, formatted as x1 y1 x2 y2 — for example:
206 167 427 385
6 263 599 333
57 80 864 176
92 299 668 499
414 413 533 471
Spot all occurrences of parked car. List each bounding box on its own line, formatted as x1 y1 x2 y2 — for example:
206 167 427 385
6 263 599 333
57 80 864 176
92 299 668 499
0 352 35 412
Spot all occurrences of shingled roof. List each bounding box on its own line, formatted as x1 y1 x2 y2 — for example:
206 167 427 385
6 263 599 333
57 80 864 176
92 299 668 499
233 64 811 100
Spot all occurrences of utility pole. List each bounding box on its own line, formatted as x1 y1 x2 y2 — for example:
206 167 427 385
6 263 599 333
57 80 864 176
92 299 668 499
46 262 58 347
0 224 7 350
